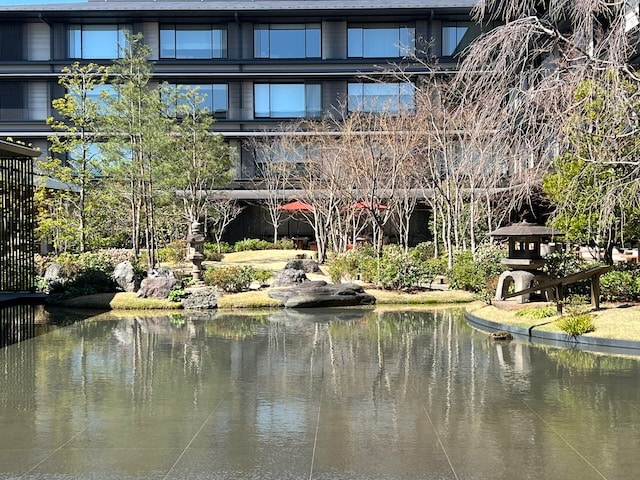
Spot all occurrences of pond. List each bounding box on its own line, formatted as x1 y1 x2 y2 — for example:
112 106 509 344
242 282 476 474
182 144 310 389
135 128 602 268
1 306 639 480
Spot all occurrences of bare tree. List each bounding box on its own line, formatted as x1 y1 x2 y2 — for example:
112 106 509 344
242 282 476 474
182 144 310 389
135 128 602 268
247 127 301 243
452 0 640 220
208 198 244 252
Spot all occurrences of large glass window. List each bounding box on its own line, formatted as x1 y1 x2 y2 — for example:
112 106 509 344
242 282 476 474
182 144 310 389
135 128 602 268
68 25 129 59
348 82 414 113
164 84 228 117
254 83 321 118
254 24 320 59
0 81 25 121
442 22 481 57
255 143 309 177
348 23 414 58
160 25 227 59
83 84 115 114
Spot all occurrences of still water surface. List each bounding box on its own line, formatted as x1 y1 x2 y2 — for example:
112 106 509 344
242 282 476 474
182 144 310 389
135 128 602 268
1 307 640 480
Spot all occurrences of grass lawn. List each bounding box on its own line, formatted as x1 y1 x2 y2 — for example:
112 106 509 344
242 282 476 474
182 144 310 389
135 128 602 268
467 302 640 343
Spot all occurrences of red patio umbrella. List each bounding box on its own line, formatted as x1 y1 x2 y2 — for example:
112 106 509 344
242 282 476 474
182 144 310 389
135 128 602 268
352 201 387 210
277 200 314 212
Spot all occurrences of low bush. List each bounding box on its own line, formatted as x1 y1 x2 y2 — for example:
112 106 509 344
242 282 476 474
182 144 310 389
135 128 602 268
375 245 431 290
327 245 444 291
449 245 505 294
42 251 118 298
600 266 640 302
557 313 595 336
204 241 233 254
274 238 295 250
158 240 187 264
234 238 274 252
326 247 376 283
203 265 271 293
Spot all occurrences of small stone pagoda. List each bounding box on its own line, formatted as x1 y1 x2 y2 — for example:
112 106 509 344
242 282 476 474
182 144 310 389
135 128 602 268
491 221 564 303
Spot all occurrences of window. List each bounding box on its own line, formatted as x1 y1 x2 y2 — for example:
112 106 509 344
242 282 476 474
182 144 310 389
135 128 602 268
0 23 24 61
254 83 321 118
254 24 320 59
68 25 129 59
84 85 115 114
254 142 311 177
160 25 227 59
67 142 106 177
164 84 228 117
0 81 25 121
348 82 414 113
442 22 481 57
348 23 414 58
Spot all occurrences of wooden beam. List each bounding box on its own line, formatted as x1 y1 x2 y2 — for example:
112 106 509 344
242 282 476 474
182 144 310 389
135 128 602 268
503 265 611 305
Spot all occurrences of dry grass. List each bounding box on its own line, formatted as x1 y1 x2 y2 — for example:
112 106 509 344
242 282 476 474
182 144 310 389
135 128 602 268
60 292 181 310
468 302 640 341
217 290 282 309
368 288 476 305
218 249 317 270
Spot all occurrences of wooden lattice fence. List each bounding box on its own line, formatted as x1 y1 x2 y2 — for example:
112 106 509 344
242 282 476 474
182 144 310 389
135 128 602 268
0 141 38 292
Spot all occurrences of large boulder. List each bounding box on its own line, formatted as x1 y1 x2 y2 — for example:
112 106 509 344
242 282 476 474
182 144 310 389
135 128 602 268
284 258 320 273
112 261 140 293
44 262 64 283
137 268 177 299
272 268 308 287
181 287 218 309
269 280 376 308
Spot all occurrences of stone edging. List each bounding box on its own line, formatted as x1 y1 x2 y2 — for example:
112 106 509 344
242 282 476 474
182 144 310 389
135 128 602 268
465 308 640 353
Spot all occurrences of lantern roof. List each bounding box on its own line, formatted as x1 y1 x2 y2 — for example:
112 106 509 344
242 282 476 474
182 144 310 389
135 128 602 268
490 221 564 238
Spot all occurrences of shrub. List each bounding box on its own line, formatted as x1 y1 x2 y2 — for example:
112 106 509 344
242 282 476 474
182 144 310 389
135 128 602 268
557 313 595 336
234 238 273 252
205 241 233 254
42 251 118 298
168 288 187 302
326 247 377 283
600 266 640 302
274 238 295 250
254 269 273 286
327 245 442 290
375 245 430 290
203 265 270 292
449 244 505 294
158 240 187 264
411 242 437 261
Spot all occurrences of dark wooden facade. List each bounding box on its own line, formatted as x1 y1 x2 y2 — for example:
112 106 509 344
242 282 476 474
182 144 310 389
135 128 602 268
0 140 39 292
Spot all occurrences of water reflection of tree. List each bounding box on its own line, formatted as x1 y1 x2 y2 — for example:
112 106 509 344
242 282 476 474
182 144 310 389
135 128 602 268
204 314 269 340
14 308 640 478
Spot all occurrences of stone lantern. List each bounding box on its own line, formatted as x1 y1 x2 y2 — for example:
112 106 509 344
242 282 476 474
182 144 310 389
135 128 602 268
186 221 205 284
491 221 564 303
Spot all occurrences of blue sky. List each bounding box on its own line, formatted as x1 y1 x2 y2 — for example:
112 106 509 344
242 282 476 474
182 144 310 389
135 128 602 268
0 0 87 5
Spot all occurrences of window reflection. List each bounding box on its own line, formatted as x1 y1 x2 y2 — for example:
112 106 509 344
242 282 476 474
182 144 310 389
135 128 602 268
347 82 414 113
348 23 414 58
160 25 227 59
68 25 129 59
254 83 321 118
254 24 321 59
164 84 228 117
441 22 481 57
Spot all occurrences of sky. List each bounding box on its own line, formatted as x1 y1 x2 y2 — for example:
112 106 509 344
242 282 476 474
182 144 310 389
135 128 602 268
0 0 87 5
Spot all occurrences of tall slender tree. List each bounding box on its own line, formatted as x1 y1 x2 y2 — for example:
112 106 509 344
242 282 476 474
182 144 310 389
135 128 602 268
37 62 108 252
100 33 174 268
160 85 236 226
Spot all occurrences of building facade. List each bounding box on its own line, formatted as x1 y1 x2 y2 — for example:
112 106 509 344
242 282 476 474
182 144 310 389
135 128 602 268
0 0 480 241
